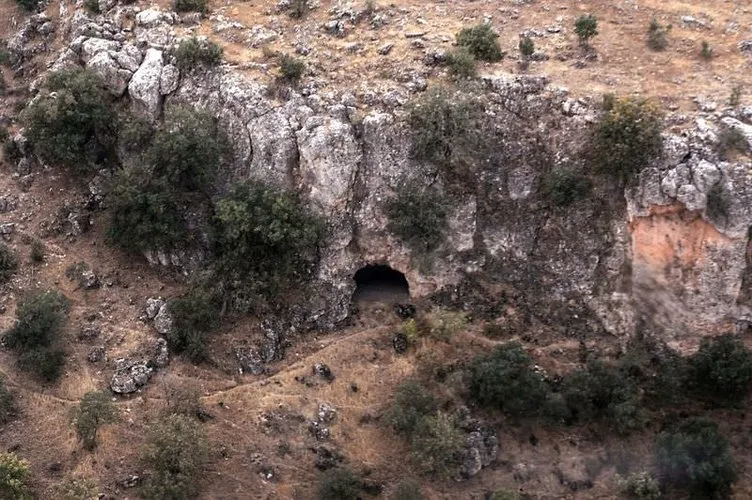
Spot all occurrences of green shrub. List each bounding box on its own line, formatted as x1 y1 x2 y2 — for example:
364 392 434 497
574 14 598 46
106 168 187 253
688 334 752 406
17 347 66 382
0 243 18 284
174 37 222 71
148 106 227 192
84 0 100 14
542 168 591 206
729 85 743 107
72 391 119 450
0 452 31 500
410 412 465 475
162 378 202 418
519 36 535 58
705 183 730 223
316 467 362 500
55 477 99 500
173 0 206 13
558 360 644 433
391 479 423 500
141 414 208 500
589 96 663 183
469 342 548 417
385 182 448 255
278 54 305 84
167 289 218 362
5 289 70 351
213 182 325 305
489 491 525 500
30 240 45 263
15 0 42 11
446 47 476 78
0 377 16 426
656 418 735 498
23 69 116 174
618 471 661 500
700 41 713 60
647 19 670 51
384 379 437 437
407 86 487 183
456 23 503 62
716 127 748 159
288 0 309 20
427 308 467 341
118 113 154 153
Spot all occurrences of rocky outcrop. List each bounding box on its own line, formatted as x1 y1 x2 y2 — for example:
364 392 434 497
110 358 153 394
128 48 164 120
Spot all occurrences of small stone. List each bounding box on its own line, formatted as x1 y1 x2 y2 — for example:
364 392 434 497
317 403 337 423
87 346 106 363
308 421 330 440
393 303 416 319
404 31 425 38
79 324 101 341
392 333 408 354
145 298 165 319
377 43 393 55
153 338 169 368
153 304 174 335
313 363 335 382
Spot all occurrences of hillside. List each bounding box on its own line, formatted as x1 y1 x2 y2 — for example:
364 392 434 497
0 0 751 499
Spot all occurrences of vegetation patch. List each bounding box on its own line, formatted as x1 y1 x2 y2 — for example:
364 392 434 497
541 168 591 206
72 391 119 450
167 289 219 362
456 23 503 62
410 412 465 475
173 37 222 71
589 96 663 183
656 418 735 498
385 182 448 255
316 467 364 500
173 0 207 14
688 334 752 406
574 14 598 47
0 452 31 499
141 414 208 499
716 127 748 159
384 379 437 437
277 54 305 84
0 243 18 284
647 19 670 51
446 47 476 79
0 377 16 427
23 69 116 174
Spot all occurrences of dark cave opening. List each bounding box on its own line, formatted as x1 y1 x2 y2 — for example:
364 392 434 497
352 264 410 303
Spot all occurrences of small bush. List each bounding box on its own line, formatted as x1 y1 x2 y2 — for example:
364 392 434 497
288 0 309 20
214 182 325 305
167 289 218 362
0 377 16 426
542 168 591 206
706 183 731 223
15 0 42 11
118 113 154 153
391 479 423 500
469 342 548 417
456 24 503 62
84 0 100 14
17 347 66 382
72 391 118 450
106 168 186 253
618 471 661 500
0 452 31 499
162 378 202 418
316 467 362 500
141 414 208 500
173 37 222 71
574 14 598 46
558 360 644 434
23 69 116 174
30 240 45 263
55 477 99 500
5 289 70 351
386 183 448 255
656 418 735 498
427 308 467 342
716 127 748 159
277 54 305 84
0 243 18 284
700 41 713 60
729 85 743 107
410 412 465 475
519 36 535 58
589 96 663 183
407 86 487 183
173 0 206 13
446 47 476 79
384 379 437 437
647 19 670 51
148 106 227 191
688 334 752 406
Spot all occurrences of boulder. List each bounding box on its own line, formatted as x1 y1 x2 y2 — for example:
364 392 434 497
87 51 132 96
153 338 169 367
128 48 164 120
110 359 153 394
153 303 174 335
159 64 180 95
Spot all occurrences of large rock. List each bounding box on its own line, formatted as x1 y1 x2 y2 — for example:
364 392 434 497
80 37 120 63
128 48 164 120
159 64 180 95
86 51 132 96
111 359 153 394
247 111 298 187
153 303 174 335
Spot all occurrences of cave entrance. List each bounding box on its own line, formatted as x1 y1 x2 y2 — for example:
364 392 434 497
352 264 410 303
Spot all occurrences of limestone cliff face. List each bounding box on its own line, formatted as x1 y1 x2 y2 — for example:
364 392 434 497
9 5 752 342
